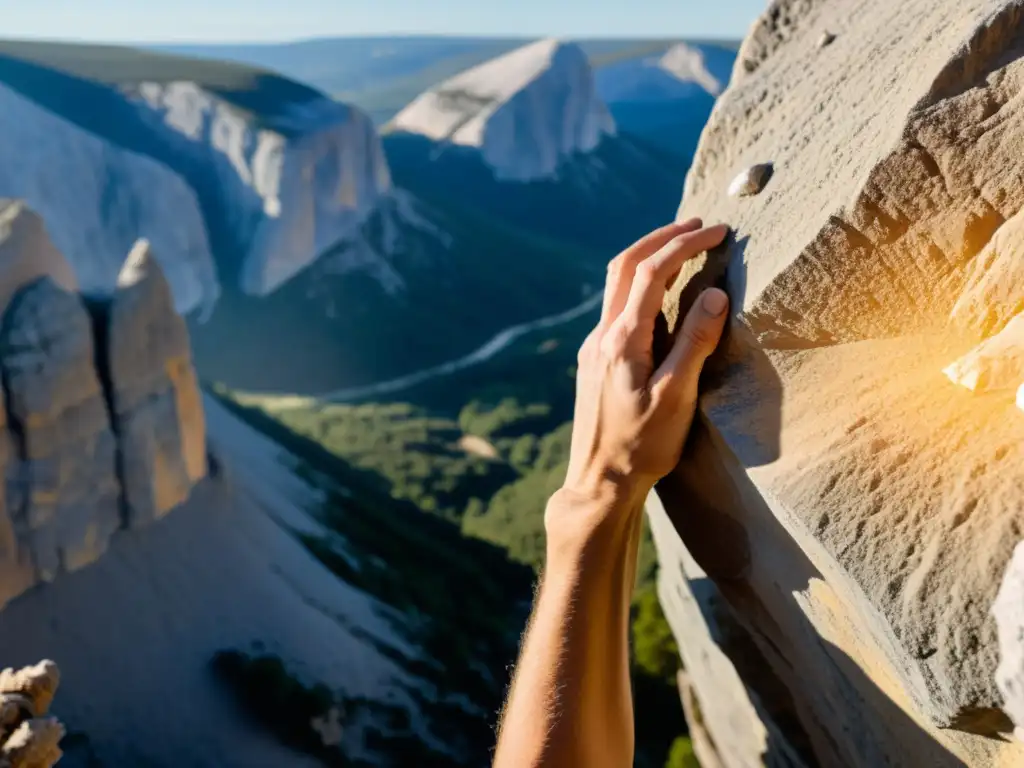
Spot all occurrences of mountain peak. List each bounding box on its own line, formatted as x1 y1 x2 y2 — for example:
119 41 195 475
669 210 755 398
390 38 616 182
658 43 725 96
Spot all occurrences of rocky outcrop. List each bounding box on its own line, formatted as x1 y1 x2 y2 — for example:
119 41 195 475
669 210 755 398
0 203 205 609
651 0 1024 765
0 660 63 768
1 277 121 586
105 240 206 525
390 39 616 182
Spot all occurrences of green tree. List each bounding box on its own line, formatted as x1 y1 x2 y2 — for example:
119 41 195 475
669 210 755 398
665 736 700 768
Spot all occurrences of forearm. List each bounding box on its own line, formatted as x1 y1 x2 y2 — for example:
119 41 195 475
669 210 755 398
495 488 646 768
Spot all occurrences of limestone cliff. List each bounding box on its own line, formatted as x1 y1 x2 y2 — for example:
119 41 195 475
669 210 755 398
0 42 393 314
651 0 1024 765
390 39 616 182
0 81 217 318
126 79 392 296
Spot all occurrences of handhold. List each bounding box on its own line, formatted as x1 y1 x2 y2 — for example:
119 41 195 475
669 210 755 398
728 163 774 197
818 30 837 48
943 314 1024 394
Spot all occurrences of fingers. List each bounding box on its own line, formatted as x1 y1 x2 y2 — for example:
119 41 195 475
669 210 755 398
600 218 702 329
621 224 729 329
650 288 729 399
605 224 729 360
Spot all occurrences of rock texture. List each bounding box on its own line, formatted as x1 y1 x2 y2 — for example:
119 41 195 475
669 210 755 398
650 0 1024 765
106 240 207 525
994 542 1024 742
0 660 63 768
1 277 121 585
390 39 616 182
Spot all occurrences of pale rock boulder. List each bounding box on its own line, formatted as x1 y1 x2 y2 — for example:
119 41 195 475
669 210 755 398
0 660 63 768
104 240 206 525
950 207 1024 338
653 0 1024 765
0 278 120 584
944 313 1024 393
390 39 616 182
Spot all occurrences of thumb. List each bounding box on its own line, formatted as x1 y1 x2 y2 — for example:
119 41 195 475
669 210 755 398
651 288 729 399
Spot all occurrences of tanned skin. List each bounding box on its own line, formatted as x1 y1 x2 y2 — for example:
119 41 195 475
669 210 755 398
493 219 731 768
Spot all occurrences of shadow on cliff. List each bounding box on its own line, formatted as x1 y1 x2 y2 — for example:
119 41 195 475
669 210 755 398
658 455 973 765
652 234 973 765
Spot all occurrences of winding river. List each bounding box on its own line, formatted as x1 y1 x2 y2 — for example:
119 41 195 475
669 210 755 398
317 290 603 403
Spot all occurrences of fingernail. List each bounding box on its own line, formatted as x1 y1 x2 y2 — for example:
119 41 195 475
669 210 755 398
702 288 729 316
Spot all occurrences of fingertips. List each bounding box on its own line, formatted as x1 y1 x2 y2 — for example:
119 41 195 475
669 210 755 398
685 287 730 354
700 287 729 319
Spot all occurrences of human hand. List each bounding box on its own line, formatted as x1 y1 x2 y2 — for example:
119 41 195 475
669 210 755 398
546 219 730 553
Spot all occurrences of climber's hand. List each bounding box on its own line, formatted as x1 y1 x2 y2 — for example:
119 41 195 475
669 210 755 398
547 219 729 552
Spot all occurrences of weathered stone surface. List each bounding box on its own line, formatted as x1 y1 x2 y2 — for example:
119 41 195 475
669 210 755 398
994 541 1024 742
951 207 1024 338
0 278 120 583
0 203 77 314
654 0 1024 765
0 205 83 605
105 240 206 525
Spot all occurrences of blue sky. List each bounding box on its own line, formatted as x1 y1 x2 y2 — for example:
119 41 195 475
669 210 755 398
0 0 766 43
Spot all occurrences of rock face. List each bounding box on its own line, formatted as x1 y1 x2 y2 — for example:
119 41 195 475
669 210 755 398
994 542 1024 742
0 82 217 317
650 0 1024 765
105 240 207 525
1 277 121 586
390 39 616 182
0 202 205 609
128 80 392 296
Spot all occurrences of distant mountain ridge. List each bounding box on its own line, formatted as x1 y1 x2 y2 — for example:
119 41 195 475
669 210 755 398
153 35 741 124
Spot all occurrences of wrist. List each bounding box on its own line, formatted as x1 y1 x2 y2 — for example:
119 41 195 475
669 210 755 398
544 482 649 567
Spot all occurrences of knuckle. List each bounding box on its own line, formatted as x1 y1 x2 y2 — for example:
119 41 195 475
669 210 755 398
601 322 631 360
634 259 659 284
577 332 599 365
